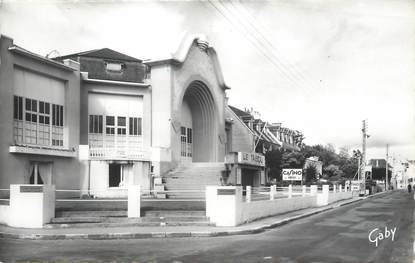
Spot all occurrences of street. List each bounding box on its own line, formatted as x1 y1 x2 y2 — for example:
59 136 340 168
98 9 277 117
0 190 413 263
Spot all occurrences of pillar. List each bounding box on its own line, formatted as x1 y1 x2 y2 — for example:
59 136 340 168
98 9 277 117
128 185 141 218
270 185 276 200
246 186 251 203
9 184 55 228
310 185 318 196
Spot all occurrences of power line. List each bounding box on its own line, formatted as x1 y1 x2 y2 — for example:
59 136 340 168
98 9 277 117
229 0 321 91
215 0 308 93
207 0 312 95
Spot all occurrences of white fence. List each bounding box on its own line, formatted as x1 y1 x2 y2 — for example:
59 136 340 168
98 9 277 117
206 184 355 226
0 184 354 228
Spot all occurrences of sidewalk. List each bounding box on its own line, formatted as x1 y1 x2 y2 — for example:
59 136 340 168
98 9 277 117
0 191 389 240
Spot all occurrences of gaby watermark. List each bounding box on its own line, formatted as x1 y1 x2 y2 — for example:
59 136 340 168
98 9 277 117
368 226 397 247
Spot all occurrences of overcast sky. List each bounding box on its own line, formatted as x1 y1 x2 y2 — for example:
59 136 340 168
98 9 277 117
1 0 414 162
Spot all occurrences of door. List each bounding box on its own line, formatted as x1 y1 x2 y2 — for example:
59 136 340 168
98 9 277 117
180 126 193 163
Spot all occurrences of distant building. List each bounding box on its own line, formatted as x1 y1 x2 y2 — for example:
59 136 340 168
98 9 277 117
402 160 415 188
365 159 392 186
304 156 323 180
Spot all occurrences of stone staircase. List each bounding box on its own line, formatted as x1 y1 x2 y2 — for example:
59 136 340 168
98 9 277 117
47 199 210 228
162 162 225 199
46 209 212 228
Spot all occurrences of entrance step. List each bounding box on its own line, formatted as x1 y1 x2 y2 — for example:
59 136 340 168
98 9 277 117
163 162 225 199
46 209 213 228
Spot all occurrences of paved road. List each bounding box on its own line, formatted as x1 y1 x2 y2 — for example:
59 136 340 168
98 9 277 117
0 190 413 263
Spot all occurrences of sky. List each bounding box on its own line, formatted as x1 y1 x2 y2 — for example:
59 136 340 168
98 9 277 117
1 0 414 162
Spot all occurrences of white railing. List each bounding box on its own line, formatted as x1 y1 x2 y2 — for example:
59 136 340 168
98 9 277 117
88 134 149 160
242 184 351 203
89 147 150 160
54 188 206 200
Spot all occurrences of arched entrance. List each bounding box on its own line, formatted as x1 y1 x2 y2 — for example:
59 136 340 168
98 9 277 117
180 80 217 163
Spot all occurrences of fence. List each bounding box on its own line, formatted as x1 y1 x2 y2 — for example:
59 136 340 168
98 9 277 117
206 184 355 226
0 183 354 228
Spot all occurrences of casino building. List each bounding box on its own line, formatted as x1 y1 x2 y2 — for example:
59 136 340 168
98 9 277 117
0 34 300 198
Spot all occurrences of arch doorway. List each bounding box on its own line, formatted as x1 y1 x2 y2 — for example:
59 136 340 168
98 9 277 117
180 80 217 163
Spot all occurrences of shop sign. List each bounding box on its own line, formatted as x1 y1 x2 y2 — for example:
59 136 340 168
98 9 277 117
282 169 303 181
237 152 265 167
351 180 360 191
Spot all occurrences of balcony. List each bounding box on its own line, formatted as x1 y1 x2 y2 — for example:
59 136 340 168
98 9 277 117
89 147 150 161
88 134 149 161
9 144 77 158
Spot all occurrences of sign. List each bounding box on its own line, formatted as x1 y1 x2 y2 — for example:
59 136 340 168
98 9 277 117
20 185 43 193
237 152 265 167
351 180 360 191
217 189 236 195
282 169 303 181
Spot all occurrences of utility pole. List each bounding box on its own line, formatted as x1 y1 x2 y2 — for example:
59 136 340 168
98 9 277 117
360 120 368 196
386 144 389 191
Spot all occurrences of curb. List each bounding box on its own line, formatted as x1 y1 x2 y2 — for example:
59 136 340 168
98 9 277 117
0 194 381 240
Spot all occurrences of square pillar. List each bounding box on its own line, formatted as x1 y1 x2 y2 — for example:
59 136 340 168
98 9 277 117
317 185 329 206
310 185 318 196
128 185 141 218
302 185 306 197
288 184 293 198
270 185 276 200
9 184 55 228
246 186 251 203
206 186 242 226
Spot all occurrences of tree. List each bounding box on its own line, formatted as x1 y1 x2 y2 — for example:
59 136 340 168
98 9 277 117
265 149 283 181
324 164 343 178
281 150 305 169
304 164 317 182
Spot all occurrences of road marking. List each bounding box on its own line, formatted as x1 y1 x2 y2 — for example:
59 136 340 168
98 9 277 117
263 256 272 260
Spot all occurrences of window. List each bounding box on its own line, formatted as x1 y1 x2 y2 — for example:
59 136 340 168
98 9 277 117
89 115 103 134
24 98 37 144
129 117 142 136
13 96 23 120
106 116 115 135
105 62 125 72
13 96 65 147
187 127 192 157
52 104 64 146
38 101 50 145
13 96 23 143
117 117 126 135
180 126 192 158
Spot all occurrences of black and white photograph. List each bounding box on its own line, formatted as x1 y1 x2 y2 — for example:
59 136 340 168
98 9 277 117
0 0 414 262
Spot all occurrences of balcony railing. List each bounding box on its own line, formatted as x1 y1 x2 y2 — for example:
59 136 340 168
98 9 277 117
89 147 150 160
88 134 149 161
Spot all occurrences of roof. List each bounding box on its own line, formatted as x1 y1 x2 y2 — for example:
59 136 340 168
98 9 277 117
8 45 78 71
145 34 230 90
228 105 251 119
55 48 142 62
228 105 280 146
